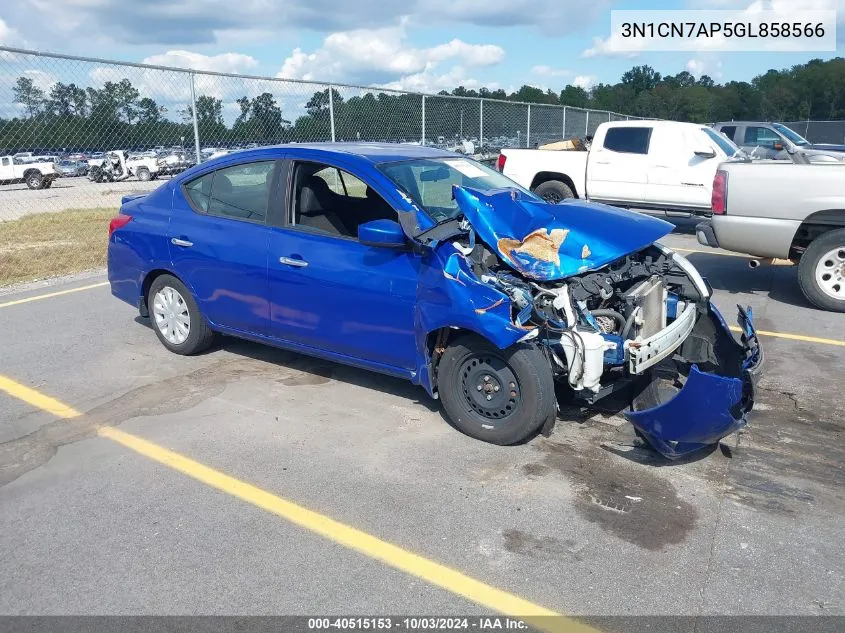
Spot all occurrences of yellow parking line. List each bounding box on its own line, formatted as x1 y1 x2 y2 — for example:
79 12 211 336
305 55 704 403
0 374 596 633
730 325 845 347
0 375 82 418
0 281 109 309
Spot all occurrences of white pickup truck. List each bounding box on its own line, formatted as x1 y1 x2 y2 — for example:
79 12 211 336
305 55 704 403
498 120 741 216
0 155 59 189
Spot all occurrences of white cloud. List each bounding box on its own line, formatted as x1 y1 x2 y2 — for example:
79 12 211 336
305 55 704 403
530 65 572 78
277 21 504 91
142 50 259 74
573 75 598 90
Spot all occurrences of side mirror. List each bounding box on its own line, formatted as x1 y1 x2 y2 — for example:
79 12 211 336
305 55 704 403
773 142 784 151
694 147 717 159
358 219 407 248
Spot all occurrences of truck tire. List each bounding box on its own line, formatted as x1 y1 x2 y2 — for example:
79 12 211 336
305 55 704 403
137 167 152 181
25 171 43 190
798 228 845 312
437 334 556 445
534 180 574 204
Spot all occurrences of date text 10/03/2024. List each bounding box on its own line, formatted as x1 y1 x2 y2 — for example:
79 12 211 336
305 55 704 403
307 617 530 630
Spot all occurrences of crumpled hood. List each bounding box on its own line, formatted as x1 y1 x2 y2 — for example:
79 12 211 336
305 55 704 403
453 186 674 280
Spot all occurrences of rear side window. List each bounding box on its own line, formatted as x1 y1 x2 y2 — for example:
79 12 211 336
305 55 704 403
184 161 275 222
719 126 737 141
603 127 652 154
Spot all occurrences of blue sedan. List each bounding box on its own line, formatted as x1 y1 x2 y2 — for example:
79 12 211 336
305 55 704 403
108 143 762 458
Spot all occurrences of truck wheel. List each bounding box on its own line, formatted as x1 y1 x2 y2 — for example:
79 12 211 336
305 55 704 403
437 334 556 445
137 167 152 181
798 228 845 312
534 180 574 204
25 172 43 190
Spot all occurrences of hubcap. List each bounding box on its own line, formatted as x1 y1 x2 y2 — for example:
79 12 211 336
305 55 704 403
460 354 520 421
814 247 845 300
152 286 190 345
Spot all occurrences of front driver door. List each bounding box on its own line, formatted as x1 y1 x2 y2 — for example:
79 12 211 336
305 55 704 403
268 159 419 373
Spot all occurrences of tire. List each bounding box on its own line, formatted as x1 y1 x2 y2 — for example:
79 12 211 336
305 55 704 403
137 167 152 182
147 274 215 355
798 228 845 312
534 180 574 204
25 171 43 190
437 334 556 445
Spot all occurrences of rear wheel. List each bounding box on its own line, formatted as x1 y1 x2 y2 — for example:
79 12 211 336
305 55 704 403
437 334 556 445
798 228 845 312
25 171 43 190
534 179 574 204
148 274 215 355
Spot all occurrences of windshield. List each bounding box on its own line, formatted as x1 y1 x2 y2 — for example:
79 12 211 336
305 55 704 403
702 127 740 157
380 157 535 222
773 123 810 146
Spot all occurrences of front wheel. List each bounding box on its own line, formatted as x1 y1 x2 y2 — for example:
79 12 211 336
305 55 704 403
798 228 845 312
148 274 216 355
137 167 152 181
437 334 556 445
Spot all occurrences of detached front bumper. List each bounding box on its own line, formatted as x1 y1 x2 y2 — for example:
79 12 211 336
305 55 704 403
624 303 763 459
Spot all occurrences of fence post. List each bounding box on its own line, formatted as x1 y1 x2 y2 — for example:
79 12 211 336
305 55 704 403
585 110 590 137
421 95 426 145
479 99 483 148
189 72 201 163
562 105 567 139
526 104 531 148
328 85 336 142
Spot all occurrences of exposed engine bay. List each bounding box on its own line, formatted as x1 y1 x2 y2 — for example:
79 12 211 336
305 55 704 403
454 231 711 400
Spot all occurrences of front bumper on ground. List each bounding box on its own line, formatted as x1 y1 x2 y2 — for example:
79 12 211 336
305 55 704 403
624 303 763 460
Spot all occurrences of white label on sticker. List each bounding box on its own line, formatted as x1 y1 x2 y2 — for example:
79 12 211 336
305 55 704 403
444 159 487 179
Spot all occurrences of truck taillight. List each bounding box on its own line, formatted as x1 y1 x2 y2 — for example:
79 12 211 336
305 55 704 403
711 170 728 215
496 153 506 172
108 214 132 238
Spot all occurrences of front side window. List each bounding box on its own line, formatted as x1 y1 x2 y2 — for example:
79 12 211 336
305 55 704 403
184 161 275 222
702 127 740 157
380 157 533 222
743 126 781 149
291 161 396 238
603 127 652 154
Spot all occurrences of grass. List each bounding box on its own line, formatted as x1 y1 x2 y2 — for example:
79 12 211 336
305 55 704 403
0 208 117 287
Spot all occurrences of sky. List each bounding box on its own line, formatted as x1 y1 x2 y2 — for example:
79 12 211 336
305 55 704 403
0 0 841 96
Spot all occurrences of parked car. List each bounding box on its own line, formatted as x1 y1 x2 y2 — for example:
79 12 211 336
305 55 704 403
0 155 59 189
56 159 88 177
696 150 845 312
497 120 742 216
108 143 762 459
713 121 845 160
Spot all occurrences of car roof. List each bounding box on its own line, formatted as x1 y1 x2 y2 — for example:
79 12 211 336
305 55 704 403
226 142 458 165
713 121 775 126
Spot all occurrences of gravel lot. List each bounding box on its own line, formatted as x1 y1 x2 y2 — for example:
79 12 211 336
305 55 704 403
0 220 842 624
0 176 165 221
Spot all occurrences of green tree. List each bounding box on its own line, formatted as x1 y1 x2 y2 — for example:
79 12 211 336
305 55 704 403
13 76 46 118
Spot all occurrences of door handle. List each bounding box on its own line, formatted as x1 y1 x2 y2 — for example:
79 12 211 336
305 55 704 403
171 238 193 247
279 256 308 268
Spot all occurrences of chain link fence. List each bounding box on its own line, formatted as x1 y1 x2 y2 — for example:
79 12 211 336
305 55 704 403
0 46 637 286
782 121 845 145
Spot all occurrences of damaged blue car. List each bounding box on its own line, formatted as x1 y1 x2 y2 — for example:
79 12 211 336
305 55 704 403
108 143 762 459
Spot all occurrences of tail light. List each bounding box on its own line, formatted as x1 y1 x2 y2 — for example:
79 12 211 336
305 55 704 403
108 214 132 238
496 153 507 172
711 169 728 215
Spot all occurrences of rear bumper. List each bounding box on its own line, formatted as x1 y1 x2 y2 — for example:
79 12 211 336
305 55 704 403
695 221 719 248
624 303 763 459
